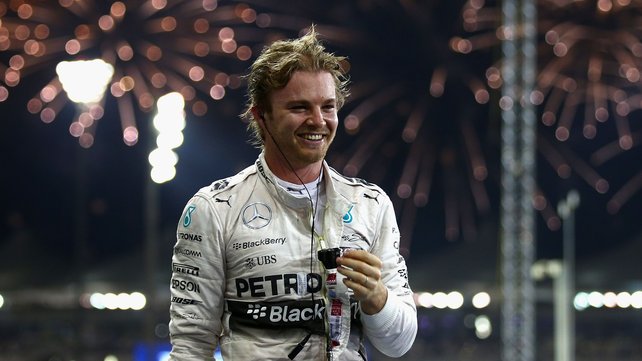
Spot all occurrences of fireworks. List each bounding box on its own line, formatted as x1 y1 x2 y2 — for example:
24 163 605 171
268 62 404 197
451 0 642 220
0 0 292 148
318 1 495 249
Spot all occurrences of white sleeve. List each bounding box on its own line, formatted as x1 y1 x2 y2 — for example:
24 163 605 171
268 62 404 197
169 193 226 360
361 194 417 357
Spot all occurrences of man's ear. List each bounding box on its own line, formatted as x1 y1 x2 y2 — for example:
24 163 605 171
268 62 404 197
251 107 265 123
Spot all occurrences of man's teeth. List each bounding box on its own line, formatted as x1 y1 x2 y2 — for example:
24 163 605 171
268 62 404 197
302 134 323 140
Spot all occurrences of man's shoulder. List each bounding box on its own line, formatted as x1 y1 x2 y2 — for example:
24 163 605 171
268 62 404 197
327 166 385 194
196 163 257 198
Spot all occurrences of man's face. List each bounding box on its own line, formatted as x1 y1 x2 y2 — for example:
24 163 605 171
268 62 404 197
262 71 338 169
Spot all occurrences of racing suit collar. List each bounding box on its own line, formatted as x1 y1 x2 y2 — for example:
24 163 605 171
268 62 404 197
256 152 317 209
256 152 354 216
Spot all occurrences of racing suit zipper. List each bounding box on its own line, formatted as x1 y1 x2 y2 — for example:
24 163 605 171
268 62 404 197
310 200 333 361
316 233 333 361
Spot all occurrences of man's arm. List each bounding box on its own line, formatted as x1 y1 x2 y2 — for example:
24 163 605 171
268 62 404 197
338 195 417 357
169 194 226 360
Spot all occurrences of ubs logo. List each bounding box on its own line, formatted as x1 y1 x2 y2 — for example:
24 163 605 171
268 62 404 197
245 255 277 269
242 202 272 229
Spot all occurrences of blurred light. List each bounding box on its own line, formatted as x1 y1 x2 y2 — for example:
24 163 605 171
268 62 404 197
88 292 146 311
447 291 464 309
588 291 604 308
157 91 185 111
79 293 92 309
153 113 186 133
117 293 130 310
130 292 147 310
156 132 184 149
155 323 170 338
90 293 106 310
105 293 119 310
148 148 178 167
151 165 177 184
0 294 4 308
631 291 642 309
474 315 492 339
603 291 617 308
432 292 448 309
104 355 118 361
574 292 590 311
56 59 114 104
150 92 185 183
472 292 491 309
616 292 631 308
417 292 433 308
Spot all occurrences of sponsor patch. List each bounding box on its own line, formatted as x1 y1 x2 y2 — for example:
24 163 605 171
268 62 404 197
174 247 202 258
172 279 201 293
234 272 322 297
182 205 196 227
227 299 362 333
173 263 200 276
342 206 353 223
171 296 202 305
178 232 202 242
228 299 326 335
242 202 272 229
245 255 277 269
232 237 286 250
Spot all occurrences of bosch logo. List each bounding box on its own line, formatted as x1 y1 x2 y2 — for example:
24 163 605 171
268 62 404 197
171 296 202 305
242 202 272 229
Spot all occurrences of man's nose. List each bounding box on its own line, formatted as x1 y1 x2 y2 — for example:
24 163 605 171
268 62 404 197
308 107 325 126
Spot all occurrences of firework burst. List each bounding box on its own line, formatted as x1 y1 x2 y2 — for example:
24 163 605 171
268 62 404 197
450 0 642 223
0 0 295 148
314 1 496 253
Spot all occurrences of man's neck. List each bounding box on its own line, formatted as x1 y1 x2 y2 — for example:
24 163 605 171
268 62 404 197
263 153 323 184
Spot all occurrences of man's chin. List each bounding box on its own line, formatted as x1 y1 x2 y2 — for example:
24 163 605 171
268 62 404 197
298 150 327 164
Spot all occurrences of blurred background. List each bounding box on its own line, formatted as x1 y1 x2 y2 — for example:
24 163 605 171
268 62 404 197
1 0 641 360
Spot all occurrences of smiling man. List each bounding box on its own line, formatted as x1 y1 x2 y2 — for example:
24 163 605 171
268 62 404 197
168 27 417 361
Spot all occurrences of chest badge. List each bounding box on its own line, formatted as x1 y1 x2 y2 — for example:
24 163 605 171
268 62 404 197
242 202 272 229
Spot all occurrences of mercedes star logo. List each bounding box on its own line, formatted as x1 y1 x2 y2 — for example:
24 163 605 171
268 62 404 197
242 202 272 229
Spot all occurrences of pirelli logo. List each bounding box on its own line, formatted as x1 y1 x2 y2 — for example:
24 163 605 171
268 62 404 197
172 263 200 276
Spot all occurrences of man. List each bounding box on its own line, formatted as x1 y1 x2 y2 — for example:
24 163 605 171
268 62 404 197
169 27 417 360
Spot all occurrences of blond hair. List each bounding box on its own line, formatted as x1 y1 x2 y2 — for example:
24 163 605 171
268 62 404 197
241 26 350 147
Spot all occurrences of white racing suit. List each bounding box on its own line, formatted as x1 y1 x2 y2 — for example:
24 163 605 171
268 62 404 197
169 153 417 360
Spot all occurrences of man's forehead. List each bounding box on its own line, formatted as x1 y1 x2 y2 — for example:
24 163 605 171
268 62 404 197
273 71 336 100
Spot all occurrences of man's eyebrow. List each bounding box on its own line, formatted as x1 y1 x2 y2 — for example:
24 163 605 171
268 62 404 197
283 97 336 106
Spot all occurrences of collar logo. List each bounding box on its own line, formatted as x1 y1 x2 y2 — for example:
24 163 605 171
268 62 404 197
342 205 354 223
242 202 272 229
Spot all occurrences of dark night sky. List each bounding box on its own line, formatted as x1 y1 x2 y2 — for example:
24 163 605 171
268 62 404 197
1 0 641 293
